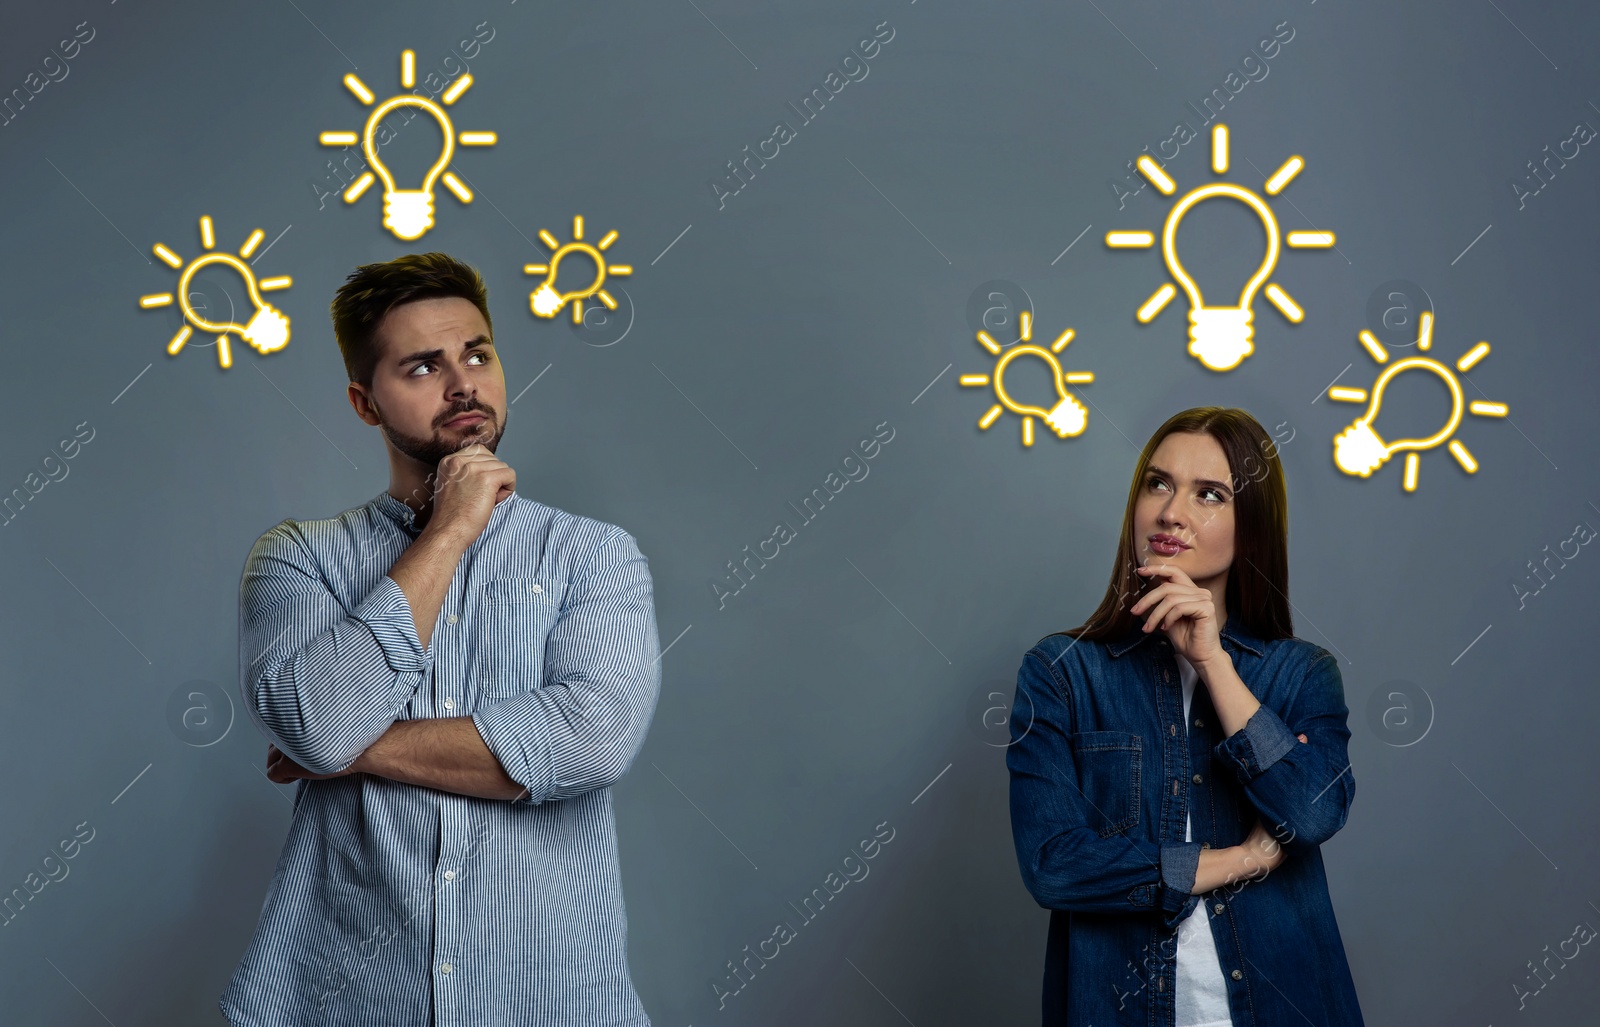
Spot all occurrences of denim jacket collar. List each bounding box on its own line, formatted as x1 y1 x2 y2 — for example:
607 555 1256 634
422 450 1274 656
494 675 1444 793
1105 609 1266 659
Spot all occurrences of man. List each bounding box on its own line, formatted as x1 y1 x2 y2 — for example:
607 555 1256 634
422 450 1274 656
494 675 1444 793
221 252 660 1027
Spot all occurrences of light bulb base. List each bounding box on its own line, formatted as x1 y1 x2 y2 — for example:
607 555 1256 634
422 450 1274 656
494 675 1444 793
1044 396 1088 437
1187 307 1254 371
530 284 562 318
382 191 435 241
1333 421 1388 476
242 304 290 355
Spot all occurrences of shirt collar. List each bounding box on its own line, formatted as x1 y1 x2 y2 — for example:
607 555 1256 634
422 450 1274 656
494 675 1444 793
371 488 519 537
1106 609 1266 659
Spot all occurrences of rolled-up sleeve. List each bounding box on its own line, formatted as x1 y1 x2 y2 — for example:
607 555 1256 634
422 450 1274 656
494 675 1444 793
240 524 431 775
1007 649 1199 930
471 528 660 803
1213 650 1355 848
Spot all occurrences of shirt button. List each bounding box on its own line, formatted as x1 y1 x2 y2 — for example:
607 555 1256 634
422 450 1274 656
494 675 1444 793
441 962 453 974
1193 773 1203 784
530 583 543 594
443 698 454 710
446 614 458 624
1200 842 1211 849
443 870 456 881
1231 969 1242 980
1214 902 1225 914
1195 717 1204 727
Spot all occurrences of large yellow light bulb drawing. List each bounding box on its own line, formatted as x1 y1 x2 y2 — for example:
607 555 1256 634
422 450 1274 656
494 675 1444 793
960 311 1095 447
319 51 497 241
1328 312 1509 492
524 216 632 323
137 216 292 370
366 96 453 240
1106 125 1336 371
1164 184 1279 371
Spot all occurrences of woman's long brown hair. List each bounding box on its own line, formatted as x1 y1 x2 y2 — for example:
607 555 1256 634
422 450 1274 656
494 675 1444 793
1065 407 1294 643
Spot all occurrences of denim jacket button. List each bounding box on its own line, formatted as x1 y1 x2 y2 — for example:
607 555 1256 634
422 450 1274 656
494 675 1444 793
1231 969 1242 980
1192 773 1203 784
1214 902 1225 914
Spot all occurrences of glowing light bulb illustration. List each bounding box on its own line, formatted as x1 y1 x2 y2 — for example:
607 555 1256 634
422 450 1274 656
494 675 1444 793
319 50 497 240
1105 125 1337 371
137 216 293 370
1328 311 1509 492
959 310 1095 447
524 216 633 323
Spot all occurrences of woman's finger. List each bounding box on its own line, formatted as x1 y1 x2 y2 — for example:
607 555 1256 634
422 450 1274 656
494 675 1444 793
1139 562 1196 587
1158 598 1212 631
1143 591 1207 630
1130 582 1179 614
1131 581 1199 615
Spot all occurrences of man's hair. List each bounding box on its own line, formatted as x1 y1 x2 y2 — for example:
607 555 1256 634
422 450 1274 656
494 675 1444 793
330 252 493 389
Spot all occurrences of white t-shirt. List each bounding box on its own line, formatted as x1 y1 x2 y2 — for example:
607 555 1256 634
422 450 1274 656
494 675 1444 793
1173 653 1235 1027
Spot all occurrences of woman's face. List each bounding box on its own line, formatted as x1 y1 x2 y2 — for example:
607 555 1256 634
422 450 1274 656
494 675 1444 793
1132 431 1236 586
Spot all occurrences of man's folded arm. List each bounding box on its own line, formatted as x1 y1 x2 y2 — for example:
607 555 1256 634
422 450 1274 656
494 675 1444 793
470 528 661 803
241 524 431 775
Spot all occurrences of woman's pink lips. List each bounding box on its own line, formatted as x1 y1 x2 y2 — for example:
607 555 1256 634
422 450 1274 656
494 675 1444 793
1148 534 1190 554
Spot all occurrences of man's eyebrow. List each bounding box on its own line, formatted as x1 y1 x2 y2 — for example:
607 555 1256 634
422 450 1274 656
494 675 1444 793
1145 464 1234 492
396 335 493 366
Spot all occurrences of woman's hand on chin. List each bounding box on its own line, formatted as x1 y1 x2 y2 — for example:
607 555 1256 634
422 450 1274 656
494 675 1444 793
1130 563 1223 666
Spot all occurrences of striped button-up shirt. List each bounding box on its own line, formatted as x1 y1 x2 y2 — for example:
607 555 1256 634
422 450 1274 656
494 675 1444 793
221 489 660 1027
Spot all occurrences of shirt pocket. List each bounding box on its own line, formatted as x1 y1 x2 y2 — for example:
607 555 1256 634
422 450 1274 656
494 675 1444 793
474 576 567 698
1067 730 1142 837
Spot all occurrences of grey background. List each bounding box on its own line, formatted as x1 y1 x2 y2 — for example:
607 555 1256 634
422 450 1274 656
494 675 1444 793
1 0 1596 1023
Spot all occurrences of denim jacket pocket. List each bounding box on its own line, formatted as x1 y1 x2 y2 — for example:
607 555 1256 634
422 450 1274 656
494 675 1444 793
1067 730 1142 837
474 576 567 698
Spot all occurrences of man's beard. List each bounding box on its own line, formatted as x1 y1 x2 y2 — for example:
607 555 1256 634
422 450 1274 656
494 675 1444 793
377 402 505 470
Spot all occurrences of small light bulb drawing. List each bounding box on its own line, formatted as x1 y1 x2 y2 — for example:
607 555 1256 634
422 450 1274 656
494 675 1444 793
319 50 497 240
1328 311 1509 492
960 311 1095 447
137 216 292 370
1106 125 1337 371
524 216 633 323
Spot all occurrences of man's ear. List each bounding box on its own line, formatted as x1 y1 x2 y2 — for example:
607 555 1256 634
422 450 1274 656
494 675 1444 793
349 382 382 426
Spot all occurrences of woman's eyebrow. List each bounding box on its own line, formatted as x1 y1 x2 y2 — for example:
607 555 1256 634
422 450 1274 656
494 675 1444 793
1146 464 1232 492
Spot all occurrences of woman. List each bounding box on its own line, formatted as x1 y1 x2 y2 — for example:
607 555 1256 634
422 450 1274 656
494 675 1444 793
1006 407 1364 1026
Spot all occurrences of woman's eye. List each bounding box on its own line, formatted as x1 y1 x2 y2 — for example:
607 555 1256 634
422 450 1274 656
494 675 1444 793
1200 488 1225 502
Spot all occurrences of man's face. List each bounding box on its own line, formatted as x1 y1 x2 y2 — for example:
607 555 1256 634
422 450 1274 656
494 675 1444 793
350 295 508 468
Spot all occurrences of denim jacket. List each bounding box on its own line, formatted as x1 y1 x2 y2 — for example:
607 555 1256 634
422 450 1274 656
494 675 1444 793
1006 612 1364 1026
